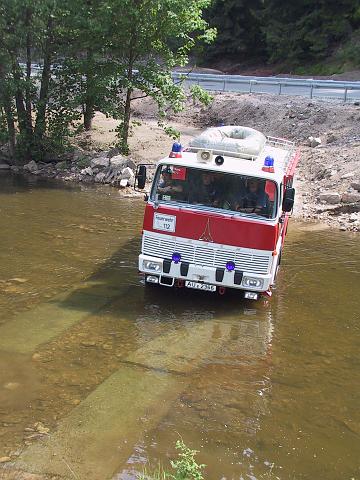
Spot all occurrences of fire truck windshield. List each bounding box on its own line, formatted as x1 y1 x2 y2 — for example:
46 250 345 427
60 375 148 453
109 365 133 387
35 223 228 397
152 165 278 219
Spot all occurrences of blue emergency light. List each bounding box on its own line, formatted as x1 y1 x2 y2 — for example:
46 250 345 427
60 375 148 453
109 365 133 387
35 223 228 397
262 155 275 173
226 261 235 272
172 252 181 263
169 142 182 158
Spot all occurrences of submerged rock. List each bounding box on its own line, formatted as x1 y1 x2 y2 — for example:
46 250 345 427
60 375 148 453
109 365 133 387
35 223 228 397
0 456 11 463
8 278 28 284
3 382 20 390
81 340 96 347
34 422 49 435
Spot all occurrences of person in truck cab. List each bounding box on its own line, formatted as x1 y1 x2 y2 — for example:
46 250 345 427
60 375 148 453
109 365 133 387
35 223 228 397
236 178 270 217
220 176 247 211
157 168 183 197
190 172 223 207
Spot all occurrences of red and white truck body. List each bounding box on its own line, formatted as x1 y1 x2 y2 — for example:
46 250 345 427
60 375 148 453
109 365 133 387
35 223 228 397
137 126 299 300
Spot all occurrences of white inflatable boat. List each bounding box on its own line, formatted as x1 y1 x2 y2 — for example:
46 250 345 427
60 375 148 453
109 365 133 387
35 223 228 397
189 126 266 158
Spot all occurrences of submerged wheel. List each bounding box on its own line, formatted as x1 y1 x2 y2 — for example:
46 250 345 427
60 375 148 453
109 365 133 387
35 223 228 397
273 250 282 283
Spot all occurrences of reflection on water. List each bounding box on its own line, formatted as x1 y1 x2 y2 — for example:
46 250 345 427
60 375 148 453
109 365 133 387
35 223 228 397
0 174 359 480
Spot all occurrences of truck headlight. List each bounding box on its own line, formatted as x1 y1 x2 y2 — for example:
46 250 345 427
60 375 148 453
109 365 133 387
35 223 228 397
143 260 162 272
242 276 264 288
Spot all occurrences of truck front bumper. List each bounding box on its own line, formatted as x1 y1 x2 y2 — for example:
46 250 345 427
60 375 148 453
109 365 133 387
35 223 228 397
139 254 272 293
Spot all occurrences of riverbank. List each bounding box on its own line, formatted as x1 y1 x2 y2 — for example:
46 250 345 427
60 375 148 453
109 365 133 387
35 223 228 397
0 117 202 199
1 93 359 231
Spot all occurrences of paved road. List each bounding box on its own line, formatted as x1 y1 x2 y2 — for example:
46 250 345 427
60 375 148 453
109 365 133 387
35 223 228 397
172 72 360 102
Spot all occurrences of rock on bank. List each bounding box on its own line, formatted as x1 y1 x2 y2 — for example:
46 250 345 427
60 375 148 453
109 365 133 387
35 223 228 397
20 149 139 191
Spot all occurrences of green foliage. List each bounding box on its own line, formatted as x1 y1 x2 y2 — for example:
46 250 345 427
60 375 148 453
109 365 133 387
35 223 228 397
1 0 358 165
139 440 205 480
99 0 216 153
205 0 265 61
190 85 213 107
262 0 360 66
162 125 181 140
335 30 360 67
170 440 205 480
0 0 215 161
204 0 360 70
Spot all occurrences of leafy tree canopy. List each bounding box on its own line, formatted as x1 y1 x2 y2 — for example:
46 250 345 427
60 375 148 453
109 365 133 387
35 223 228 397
0 0 215 160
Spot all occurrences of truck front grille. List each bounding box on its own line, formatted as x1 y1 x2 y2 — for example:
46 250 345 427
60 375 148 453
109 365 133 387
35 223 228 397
142 232 271 275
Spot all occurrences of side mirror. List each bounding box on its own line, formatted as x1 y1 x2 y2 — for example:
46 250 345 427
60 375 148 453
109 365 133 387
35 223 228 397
283 187 295 212
135 165 147 190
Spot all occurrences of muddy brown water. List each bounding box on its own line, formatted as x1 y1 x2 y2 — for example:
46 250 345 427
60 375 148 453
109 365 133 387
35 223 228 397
0 174 359 480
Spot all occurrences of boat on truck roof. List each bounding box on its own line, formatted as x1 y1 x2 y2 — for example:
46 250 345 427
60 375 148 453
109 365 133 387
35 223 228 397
135 125 300 300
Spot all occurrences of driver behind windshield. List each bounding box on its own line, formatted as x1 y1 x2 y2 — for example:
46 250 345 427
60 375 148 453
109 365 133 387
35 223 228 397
236 178 270 216
157 168 183 197
189 172 224 207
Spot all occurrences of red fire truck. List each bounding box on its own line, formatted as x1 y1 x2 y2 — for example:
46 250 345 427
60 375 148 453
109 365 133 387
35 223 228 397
136 126 299 300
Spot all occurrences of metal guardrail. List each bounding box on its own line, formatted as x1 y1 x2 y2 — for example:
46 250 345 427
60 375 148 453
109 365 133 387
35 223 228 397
25 65 360 102
172 72 360 102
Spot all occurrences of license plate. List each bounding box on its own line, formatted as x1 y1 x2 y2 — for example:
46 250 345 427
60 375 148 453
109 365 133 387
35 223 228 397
153 213 176 233
185 281 216 292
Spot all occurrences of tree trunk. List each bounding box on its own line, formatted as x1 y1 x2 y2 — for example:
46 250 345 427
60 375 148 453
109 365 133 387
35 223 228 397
120 35 136 154
25 7 33 137
34 16 53 150
83 100 94 130
83 49 94 131
12 63 28 136
121 86 132 154
3 103 16 160
0 66 16 161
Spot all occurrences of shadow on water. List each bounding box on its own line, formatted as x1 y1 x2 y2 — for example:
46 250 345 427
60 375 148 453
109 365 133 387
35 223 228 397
0 173 81 194
58 234 271 324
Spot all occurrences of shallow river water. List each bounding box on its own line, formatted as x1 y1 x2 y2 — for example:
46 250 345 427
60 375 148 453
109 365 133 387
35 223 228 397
0 174 359 480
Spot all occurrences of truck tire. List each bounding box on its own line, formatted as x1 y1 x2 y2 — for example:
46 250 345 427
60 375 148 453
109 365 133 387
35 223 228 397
273 250 282 283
